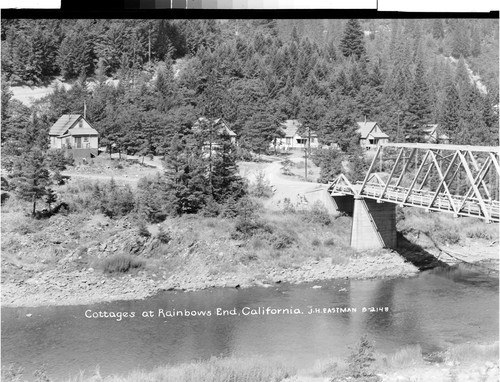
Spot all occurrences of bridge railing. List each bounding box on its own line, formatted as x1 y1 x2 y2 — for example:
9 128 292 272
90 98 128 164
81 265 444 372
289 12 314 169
329 176 499 221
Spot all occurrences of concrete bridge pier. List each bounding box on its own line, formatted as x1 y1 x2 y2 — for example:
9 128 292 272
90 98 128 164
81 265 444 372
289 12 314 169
350 196 397 250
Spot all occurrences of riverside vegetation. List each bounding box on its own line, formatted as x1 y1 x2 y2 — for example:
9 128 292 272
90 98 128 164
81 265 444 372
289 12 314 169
1 154 498 309
1 160 423 308
2 336 498 381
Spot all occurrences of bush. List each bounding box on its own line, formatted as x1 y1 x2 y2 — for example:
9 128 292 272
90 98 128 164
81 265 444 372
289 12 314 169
324 238 335 246
136 175 170 223
312 238 321 246
250 171 274 199
301 201 332 225
157 226 171 244
269 229 297 250
280 159 294 176
232 218 274 240
280 198 296 214
137 221 151 237
344 335 379 381
102 254 144 274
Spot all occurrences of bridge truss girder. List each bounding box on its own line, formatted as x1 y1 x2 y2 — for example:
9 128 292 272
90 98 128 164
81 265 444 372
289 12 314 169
354 143 500 222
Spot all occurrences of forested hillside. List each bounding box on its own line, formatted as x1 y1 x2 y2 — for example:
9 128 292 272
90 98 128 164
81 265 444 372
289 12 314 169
1 18 499 164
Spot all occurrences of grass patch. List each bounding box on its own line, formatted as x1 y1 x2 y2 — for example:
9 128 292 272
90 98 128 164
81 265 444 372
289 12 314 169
445 342 499 363
382 345 424 369
67 356 294 382
102 254 145 274
396 208 500 246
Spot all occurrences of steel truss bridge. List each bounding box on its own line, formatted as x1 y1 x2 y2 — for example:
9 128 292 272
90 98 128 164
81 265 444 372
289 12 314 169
328 143 500 223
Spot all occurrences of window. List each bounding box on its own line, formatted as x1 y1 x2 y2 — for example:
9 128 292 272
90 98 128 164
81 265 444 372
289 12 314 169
286 137 292 145
83 136 89 142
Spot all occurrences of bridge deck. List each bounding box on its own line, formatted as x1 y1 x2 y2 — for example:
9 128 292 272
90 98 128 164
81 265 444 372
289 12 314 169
330 182 499 222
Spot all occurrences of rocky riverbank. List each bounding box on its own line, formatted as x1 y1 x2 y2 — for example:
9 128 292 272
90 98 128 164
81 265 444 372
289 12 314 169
1 249 418 308
2 204 497 309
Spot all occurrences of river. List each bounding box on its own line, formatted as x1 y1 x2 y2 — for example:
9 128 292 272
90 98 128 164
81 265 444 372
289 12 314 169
1 263 498 381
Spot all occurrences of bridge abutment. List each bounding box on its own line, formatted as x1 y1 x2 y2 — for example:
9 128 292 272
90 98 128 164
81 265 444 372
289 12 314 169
331 195 355 216
350 196 397 250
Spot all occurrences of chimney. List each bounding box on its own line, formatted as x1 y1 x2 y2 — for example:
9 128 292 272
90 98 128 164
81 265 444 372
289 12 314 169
84 101 87 119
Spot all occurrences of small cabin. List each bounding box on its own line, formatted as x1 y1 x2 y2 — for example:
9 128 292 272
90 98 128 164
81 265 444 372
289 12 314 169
356 121 389 149
276 120 319 150
49 115 99 158
422 124 450 144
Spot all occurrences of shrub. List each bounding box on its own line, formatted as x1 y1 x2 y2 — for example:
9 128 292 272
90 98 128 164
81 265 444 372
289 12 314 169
280 159 294 176
136 175 170 223
280 198 296 214
312 238 321 246
269 229 297 250
345 335 379 381
202 197 222 217
232 218 274 240
102 254 144 274
250 171 274 198
465 225 496 240
99 180 135 218
324 238 335 246
301 201 332 225
157 226 171 244
137 221 151 237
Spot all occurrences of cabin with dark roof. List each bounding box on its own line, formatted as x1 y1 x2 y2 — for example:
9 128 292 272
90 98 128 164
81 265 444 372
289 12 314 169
49 115 99 159
356 121 389 149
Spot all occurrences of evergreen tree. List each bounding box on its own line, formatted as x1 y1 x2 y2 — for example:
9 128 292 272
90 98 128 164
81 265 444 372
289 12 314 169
405 52 432 141
57 24 94 79
432 19 445 39
455 56 471 98
457 86 489 145
319 96 359 152
10 148 51 216
470 24 481 57
440 79 461 141
451 20 471 59
339 19 366 60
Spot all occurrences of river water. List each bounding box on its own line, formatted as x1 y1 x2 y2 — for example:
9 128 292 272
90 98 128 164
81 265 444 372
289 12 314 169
1 264 498 381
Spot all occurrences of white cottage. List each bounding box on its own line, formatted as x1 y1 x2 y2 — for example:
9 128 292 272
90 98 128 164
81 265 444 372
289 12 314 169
49 114 99 150
276 120 319 150
356 121 389 149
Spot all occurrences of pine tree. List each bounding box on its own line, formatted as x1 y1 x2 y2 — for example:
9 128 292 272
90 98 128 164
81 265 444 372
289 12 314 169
405 51 432 141
319 95 358 152
470 24 481 58
432 19 445 39
457 86 488 145
455 56 471 98
11 148 51 216
451 20 471 59
440 79 461 141
339 19 366 60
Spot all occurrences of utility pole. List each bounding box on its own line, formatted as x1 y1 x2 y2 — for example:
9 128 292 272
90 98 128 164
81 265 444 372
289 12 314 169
304 125 310 182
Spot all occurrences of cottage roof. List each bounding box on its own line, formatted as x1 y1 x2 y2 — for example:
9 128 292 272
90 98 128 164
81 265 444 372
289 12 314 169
193 117 236 136
422 124 439 134
49 114 82 136
369 131 389 139
60 127 99 137
356 121 378 139
280 120 301 137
